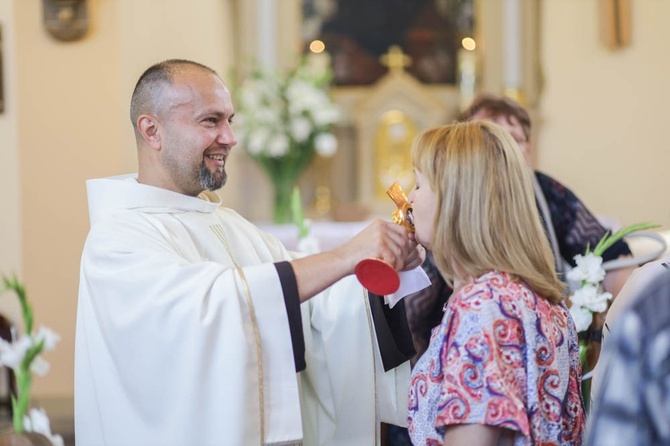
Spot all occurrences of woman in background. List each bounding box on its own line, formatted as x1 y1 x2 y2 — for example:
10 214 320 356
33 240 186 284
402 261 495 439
406 121 585 445
402 94 634 365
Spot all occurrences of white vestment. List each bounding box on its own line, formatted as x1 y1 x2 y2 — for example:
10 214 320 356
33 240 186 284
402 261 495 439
75 174 413 446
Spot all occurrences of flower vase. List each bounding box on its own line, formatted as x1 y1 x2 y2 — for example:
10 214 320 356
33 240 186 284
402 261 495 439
272 176 298 224
0 432 53 446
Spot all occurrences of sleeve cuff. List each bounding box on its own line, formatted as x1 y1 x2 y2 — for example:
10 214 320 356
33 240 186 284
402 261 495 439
368 292 416 372
274 261 306 372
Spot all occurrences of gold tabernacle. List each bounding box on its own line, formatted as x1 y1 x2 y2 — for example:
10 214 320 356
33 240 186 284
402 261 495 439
386 182 415 233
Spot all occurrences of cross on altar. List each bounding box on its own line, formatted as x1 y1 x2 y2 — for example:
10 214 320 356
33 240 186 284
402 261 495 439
380 45 412 74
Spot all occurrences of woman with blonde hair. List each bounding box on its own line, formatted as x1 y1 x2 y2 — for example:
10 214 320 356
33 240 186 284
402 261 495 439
406 121 585 445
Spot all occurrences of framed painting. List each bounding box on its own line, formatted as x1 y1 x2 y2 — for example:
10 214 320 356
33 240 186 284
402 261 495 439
0 24 4 114
301 0 474 86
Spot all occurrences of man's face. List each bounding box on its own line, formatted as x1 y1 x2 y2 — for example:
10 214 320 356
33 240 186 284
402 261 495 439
408 169 437 250
158 69 237 196
470 111 531 165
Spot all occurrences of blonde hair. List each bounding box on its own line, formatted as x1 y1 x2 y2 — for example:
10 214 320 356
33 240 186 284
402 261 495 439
411 121 565 304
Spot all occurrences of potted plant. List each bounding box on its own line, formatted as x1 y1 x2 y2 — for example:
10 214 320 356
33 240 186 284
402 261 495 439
0 275 62 446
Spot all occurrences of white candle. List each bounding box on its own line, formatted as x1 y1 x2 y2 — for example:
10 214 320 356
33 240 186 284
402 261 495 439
503 0 522 89
256 0 277 68
458 45 477 111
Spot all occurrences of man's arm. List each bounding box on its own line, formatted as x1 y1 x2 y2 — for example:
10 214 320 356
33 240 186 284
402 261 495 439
290 219 423 302
590 258 636 332
602 260 637 297
585 258 636 371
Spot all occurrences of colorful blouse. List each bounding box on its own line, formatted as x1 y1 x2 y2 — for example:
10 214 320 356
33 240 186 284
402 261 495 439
408 271 585 445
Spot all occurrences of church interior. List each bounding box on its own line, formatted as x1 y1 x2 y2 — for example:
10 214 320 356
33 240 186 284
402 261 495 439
0 0 669 443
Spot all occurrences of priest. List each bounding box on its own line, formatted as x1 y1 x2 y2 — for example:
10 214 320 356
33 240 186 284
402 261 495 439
75 59 425 446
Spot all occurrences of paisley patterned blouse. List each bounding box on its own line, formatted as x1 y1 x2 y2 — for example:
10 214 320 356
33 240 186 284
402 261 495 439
408 271 585 445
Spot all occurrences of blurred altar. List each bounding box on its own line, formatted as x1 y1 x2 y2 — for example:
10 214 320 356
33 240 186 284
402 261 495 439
229 0 543 224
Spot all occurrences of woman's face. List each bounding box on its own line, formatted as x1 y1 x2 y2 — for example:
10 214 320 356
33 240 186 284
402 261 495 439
470 111 531 165
407 169 437 250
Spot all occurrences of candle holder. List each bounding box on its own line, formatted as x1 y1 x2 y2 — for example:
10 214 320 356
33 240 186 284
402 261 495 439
355 182 414 295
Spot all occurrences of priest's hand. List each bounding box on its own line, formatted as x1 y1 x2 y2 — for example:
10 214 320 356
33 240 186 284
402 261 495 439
290 219 411 302
339 219 411 272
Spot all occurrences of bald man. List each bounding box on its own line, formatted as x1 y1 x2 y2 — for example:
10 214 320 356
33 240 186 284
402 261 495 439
75 59 424 446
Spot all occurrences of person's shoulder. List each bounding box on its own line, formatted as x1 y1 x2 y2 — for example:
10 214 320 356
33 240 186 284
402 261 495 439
535 170 572 194
89 207 145 232
534 170 560 185
604 267 670 348
607 255 670 323
453 271 511 304
84 209 160 250
476 270 518 291
216 205 243 220
626 267 670 330
215 206 264 233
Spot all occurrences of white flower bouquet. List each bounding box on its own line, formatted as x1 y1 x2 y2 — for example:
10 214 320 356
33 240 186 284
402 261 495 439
0 274 63 446
234 57 340 223
567 222 659 333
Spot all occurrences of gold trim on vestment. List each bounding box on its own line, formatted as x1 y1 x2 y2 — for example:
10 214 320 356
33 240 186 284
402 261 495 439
210 224 265 445
363 290 379 445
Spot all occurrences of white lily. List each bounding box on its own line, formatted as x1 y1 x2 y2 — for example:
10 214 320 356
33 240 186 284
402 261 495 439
247 128 271 156
567 252 606 284
569 305 594 333
35 325 61 351
290 116 312 143
30 356 51 377
0 335 32 370
2 274 62 437
235 59 340 223
570 284 612 314
567 222 659 337
315 133 338 158
23 408 64 446
267 134 290 158
312 106 340 126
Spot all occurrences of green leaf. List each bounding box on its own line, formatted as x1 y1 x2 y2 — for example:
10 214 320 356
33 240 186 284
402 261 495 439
592 222 661 257
2 273 33 334
1 273 42 432
579 340 589 368
291 187 309 239
21 339 45 371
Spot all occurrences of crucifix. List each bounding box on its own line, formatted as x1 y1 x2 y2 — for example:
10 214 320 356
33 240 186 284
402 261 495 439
599 0 632 49
380 45 412 74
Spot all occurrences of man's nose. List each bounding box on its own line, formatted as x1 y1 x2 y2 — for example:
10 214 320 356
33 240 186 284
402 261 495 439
219 123 237 147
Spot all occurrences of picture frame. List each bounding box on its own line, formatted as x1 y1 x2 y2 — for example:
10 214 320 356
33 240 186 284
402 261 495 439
0 24 4 114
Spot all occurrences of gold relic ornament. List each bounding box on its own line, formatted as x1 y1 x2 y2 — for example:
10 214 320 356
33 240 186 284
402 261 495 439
355 182 414 296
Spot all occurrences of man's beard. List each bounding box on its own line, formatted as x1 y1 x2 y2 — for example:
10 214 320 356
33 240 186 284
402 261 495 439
199 161 227 191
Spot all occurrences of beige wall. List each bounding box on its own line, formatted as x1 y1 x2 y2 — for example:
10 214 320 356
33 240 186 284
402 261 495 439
538 0 670 229
0 0 667 399
5 0 234 397
14 0 124 397
0 0 23 328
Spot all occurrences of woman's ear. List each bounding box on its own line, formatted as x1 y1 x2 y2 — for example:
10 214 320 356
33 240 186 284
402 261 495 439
137 115 161 150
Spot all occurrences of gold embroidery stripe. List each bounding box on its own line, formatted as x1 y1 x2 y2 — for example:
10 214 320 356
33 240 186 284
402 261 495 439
210 224 265 445
363 290 379 445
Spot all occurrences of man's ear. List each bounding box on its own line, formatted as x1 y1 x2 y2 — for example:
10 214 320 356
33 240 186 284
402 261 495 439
137 115 161 150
